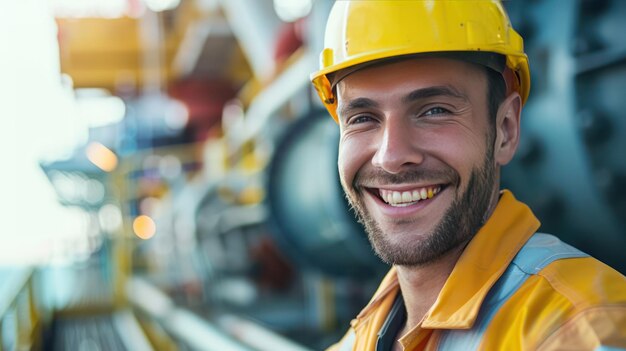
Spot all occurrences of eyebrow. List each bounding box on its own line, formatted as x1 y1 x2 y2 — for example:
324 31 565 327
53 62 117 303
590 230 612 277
338 85 469 121
401 85 469 104
337 97 379 120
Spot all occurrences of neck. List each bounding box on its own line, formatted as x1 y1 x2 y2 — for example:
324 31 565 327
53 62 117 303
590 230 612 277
395 187 501 332
395 239 467 332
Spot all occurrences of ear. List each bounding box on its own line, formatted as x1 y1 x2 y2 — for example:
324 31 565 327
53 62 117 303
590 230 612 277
494 92 522 166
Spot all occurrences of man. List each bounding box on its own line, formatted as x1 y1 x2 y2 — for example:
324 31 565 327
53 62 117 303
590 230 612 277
310 1 626 350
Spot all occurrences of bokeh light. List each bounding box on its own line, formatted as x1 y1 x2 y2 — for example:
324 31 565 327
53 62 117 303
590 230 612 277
133 215 156 240
86 142 118 172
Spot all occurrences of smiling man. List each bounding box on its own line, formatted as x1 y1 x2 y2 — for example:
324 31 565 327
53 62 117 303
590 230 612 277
310 1 626 350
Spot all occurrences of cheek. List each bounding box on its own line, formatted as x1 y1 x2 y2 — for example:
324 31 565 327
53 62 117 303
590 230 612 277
427 125 488 183
337 141 355 186
338 135 371 186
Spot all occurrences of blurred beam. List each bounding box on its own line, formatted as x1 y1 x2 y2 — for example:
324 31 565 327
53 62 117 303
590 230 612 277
226 51 316 156
127 277 253 351
576 47 626 75
217 0 281 81
139 9 165 95
127 277 314 351
218 314 314 351
0 268 33 321
113 310 154 351
172 18 232 77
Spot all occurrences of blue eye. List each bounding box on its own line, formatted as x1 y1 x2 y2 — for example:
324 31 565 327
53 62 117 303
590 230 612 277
423 107 451 116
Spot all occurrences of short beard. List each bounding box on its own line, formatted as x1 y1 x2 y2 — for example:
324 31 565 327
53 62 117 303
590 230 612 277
343 145 496 267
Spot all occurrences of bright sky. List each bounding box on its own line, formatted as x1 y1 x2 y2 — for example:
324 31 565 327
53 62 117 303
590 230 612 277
0 0 312 266
0 0 89 265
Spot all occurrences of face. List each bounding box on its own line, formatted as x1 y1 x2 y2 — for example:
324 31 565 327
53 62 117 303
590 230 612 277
336 58 501 266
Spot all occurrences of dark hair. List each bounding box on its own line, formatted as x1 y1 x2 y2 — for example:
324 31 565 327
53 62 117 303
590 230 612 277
485 66 507 125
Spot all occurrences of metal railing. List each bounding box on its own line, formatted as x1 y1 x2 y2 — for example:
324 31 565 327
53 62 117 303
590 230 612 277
0 268 41 351
127 277 314 351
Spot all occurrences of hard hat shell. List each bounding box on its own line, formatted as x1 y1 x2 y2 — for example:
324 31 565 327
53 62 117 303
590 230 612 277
310 0 530 123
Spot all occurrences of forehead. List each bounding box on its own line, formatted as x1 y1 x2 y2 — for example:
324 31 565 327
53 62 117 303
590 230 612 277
336 58 487 101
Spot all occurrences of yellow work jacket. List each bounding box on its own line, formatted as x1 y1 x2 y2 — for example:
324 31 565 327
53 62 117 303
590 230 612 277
328 190 626 350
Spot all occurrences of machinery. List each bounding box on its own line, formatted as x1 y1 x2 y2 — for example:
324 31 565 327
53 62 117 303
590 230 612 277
502 0 626 273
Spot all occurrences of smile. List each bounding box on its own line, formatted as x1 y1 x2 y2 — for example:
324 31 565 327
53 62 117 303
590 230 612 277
376 185 443 207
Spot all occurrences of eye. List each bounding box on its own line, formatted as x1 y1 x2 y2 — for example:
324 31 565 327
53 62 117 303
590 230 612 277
348 114 375 125
422 106 451 116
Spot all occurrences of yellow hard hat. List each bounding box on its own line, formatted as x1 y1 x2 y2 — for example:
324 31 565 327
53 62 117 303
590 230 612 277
310 0 530 123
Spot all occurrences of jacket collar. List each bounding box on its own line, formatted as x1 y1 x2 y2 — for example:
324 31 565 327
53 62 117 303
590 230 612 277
353 190 540 330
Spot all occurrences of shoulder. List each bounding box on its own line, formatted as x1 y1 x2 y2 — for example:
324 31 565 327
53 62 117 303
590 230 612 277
532 255 626 350
513 233 626 311
481 234 626 350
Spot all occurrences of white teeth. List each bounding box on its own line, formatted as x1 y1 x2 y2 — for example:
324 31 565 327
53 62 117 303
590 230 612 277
392 202 412 207
412 190 421 200
379 186 442 206
420 188 428 199
402 192 412 202
392 192 402 203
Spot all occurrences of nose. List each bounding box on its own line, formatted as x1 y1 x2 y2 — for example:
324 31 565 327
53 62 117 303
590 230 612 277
371 118 425 174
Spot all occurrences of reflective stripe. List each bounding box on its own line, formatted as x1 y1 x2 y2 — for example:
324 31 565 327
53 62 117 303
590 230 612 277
513 233 589 274
437 233 589 350
594 347 626 351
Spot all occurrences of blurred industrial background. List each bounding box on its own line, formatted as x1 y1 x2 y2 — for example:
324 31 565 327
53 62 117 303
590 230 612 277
1 0 625 350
